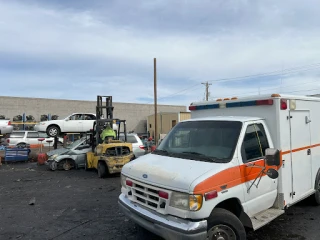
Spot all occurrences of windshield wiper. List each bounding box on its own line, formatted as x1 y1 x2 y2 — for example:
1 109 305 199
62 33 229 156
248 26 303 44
181 151 219 162
152 149 169 155
182 151 203 155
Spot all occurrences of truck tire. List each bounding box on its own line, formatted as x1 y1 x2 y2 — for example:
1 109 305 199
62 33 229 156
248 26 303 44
206 208 246 240
312 170 320 205
97 162 107 178
47 125 60 137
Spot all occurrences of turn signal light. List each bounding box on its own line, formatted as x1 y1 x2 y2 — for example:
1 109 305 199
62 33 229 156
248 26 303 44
158 191 169 199
204 190 218 201
126 180 133 187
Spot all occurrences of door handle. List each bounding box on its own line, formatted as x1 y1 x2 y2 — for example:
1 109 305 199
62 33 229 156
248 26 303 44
307 149 311 155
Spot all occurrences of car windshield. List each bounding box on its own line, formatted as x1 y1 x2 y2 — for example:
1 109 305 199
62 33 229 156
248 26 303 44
154 120 242 163
66 137 86 149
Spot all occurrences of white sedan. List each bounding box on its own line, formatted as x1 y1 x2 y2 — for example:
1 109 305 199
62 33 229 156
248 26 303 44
34 113 96 137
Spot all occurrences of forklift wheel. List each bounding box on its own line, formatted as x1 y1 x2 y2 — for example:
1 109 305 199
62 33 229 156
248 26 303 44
98 162 107 178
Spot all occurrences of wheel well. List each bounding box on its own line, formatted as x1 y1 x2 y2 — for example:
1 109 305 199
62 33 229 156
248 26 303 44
16 142 26 147
215 198 243 218
47 124 61 131
215 198 253 228
59 158 75 165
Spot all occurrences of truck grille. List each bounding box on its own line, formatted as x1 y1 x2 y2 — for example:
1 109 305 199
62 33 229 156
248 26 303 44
130 180 168 211
105 146 130 156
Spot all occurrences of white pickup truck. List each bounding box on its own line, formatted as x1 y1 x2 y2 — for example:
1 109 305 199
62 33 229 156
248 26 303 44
0 119 13 135
119 94 320 240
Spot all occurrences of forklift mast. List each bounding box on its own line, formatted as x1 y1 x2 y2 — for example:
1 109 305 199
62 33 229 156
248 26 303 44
91 96 127 152
96 95 114 120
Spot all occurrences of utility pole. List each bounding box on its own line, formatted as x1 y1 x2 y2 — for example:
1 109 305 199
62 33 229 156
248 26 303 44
154 58 158 146
201 81 212 101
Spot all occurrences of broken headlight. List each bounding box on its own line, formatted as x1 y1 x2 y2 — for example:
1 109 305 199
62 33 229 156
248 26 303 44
48 154 58 160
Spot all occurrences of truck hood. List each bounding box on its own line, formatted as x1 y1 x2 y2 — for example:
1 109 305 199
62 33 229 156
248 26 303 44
122 153 228 192
46 148 69 157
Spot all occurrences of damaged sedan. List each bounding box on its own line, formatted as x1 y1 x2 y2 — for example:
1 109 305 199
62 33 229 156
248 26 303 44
46 136 92 171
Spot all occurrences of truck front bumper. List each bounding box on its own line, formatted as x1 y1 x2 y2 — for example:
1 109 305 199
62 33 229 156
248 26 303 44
118 193 207 240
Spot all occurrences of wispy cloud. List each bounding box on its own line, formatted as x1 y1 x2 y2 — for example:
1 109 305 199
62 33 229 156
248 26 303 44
1 0 320 106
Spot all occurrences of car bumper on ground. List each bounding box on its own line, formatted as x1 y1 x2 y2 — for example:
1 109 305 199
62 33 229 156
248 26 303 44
118 193 207 240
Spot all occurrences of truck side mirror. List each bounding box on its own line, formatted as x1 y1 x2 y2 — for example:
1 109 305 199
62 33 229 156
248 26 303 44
266 168 279 179
265 148 280 166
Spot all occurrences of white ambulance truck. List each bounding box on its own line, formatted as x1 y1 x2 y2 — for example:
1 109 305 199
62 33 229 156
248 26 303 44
118 94 320 240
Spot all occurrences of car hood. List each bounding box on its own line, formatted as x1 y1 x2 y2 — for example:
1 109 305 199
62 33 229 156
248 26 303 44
46 148 69 157
121 153 229 193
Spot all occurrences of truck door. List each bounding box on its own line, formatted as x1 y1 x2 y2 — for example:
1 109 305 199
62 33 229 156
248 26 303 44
240 122 278 217
289 110 312 200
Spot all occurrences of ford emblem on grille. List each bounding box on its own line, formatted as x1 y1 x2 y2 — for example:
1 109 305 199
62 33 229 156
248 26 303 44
142 174 148 178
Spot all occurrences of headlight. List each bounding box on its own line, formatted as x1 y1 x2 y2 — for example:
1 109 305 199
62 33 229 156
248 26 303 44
121 174 127 188
189 195 203 211
169 192 203 211
49 154 58 160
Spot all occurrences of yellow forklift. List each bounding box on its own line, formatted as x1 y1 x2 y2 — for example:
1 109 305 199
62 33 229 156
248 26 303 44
85 96 134 178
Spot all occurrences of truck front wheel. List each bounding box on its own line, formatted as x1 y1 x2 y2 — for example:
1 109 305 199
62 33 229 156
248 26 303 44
207 208 246 240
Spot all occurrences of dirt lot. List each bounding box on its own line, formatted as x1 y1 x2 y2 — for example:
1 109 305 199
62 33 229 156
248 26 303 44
0 162 319 240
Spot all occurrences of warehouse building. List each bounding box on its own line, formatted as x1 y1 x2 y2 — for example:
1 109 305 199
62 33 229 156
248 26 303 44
147 112 191 139
0 96 186 134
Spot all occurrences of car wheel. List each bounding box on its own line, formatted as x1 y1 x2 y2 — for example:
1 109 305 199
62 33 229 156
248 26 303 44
312 170 320 205
16 143 26 148
97 162 107 178
62 160 72 171
47 126 60 137
206 208 246 240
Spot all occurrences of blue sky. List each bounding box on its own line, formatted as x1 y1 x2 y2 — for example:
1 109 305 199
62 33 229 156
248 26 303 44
1 0 320 106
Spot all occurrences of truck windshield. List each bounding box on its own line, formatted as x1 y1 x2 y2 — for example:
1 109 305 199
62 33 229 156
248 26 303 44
154 120 242 163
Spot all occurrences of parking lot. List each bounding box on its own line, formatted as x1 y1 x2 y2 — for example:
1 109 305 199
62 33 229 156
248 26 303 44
0 161 318 240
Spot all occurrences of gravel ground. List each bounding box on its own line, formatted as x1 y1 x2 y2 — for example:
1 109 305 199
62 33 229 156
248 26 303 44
0 162 319 240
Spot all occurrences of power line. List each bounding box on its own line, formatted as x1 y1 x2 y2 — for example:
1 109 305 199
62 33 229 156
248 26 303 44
145 61 320 104
146 84 202 104
209 78 320 99
206 62 320 84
